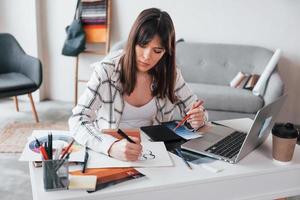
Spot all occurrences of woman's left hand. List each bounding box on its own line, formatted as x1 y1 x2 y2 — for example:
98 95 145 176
186 101 206 129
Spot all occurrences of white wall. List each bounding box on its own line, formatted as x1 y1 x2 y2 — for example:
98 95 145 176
0 0 42 101
109 0 300 123
1 0 300 123
0 0 38 56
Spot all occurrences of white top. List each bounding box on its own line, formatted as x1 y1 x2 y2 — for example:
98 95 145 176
69 51 198 155
119 98 156 129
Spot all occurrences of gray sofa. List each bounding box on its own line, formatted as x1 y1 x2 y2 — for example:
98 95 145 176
111 41 284 121
176 41 284 121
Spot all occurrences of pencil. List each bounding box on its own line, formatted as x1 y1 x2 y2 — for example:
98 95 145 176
175 148 192 170
48 132 53 160
55 152 71 171
82 146 89 173
60 139 75 159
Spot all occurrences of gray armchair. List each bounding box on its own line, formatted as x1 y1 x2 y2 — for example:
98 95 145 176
0 33 42 122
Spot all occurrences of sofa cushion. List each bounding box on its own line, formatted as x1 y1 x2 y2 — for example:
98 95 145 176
187 82 264 113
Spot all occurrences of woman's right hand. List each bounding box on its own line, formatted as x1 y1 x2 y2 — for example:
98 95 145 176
108 137 142 161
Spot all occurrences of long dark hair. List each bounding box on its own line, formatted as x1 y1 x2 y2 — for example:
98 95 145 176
120 8 176 103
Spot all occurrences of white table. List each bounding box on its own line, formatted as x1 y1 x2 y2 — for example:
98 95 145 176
29 119 300 200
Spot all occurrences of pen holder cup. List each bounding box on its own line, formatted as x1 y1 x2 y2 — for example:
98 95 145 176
43 159 69 191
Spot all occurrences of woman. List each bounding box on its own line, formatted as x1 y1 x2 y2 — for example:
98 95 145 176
69 8 207 161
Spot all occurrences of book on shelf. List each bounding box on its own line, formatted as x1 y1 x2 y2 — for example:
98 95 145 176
80 0 108 43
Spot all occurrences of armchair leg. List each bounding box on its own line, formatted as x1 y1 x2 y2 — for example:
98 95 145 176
28 93 39 123
14 96 19 112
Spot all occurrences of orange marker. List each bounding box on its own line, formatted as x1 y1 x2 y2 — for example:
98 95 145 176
35 137 49 160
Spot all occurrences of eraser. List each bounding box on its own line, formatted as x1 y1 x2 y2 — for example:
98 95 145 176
32 161 42 168
201 163 224 173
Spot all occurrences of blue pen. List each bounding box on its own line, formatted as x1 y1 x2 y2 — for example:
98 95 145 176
175 148 192 170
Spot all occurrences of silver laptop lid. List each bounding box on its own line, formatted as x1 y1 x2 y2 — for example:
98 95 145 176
235 95 287 162
181 95 287 164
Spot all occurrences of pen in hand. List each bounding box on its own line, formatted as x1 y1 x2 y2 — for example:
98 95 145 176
173 100 204 131
117 129 136 144
175 148 192 170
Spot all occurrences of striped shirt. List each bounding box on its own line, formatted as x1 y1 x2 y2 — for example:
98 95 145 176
68 50 198 155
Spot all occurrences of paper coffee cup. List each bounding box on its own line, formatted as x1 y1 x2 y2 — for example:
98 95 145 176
272 123 298 162
272 135 297 162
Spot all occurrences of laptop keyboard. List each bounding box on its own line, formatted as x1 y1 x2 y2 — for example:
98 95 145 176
205 131 247 159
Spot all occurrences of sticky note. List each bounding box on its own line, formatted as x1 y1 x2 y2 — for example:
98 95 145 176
68 175 97 191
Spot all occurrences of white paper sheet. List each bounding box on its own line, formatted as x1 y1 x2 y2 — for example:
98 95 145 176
19 130 85 162
86 142 173 168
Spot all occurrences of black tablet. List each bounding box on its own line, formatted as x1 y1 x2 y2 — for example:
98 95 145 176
141 124 183 142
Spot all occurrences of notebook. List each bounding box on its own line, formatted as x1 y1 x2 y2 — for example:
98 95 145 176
70 168 145 192
182 95 287 164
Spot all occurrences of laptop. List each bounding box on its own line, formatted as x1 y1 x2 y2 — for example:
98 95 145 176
181 95 287 164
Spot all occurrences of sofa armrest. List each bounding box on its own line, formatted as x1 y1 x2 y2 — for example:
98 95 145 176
262 70 284 106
